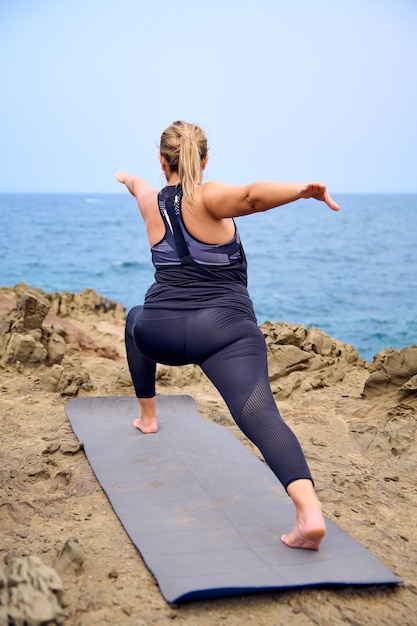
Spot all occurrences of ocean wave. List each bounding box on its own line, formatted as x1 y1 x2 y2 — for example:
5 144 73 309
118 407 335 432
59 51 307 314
112 260 147 268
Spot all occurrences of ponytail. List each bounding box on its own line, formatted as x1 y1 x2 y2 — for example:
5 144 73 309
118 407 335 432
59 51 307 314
159 121 208 204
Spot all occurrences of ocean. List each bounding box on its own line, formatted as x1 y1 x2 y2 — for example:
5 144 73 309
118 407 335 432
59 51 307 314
1 192 416 362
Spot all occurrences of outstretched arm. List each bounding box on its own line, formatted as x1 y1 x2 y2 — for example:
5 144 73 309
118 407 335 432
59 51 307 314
298 183 340 211
115 169 137 195
115 170 159 224
202 180 340 218
115 170 156 199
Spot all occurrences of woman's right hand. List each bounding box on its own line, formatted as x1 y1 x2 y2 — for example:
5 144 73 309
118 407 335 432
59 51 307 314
115 170 127 184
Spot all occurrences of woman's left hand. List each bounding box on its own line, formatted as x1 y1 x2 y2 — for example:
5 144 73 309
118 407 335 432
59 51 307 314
300 183 341 211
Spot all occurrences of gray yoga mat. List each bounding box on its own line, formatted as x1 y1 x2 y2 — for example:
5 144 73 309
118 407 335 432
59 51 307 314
65 395 401 603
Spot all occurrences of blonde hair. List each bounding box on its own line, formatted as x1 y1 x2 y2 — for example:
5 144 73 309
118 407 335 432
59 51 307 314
159 120 208 204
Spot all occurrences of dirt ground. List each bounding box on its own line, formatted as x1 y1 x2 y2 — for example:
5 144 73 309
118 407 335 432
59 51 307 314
1 286 416 625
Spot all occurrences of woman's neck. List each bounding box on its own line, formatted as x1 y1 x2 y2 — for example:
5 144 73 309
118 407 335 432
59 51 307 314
166 173 181 186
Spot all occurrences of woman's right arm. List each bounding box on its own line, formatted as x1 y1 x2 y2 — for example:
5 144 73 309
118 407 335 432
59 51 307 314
201 180 340 218
115 170 159 220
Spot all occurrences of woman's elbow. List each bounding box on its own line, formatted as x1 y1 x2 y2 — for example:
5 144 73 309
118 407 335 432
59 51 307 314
245 193 268 213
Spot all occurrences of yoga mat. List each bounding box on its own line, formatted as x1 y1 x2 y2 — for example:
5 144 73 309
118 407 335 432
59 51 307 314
65 395 401 603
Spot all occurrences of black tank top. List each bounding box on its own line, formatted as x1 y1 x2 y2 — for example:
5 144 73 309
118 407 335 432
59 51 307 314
151 185 243 267
143 185 256 320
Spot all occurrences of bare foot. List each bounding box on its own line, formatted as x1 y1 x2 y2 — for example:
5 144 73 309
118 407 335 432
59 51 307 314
132 417 158 434
281 505 326 550
282 478 326 550
133 397 158 433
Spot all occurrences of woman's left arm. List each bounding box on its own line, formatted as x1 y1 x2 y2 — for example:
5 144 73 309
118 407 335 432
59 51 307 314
298 182 341 211
201 180 340 219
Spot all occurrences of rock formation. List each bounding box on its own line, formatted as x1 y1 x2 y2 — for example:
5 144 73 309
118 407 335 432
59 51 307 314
0 290 66 367
0 552 67 626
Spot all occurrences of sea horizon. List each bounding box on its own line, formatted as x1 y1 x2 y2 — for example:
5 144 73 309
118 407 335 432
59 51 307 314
1 192 416 362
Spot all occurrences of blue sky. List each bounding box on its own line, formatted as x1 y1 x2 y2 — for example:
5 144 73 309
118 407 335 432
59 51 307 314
1 0 416 193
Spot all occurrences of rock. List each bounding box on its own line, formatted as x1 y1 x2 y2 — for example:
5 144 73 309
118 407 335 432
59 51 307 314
0 290 65 367
46 332 66 365
40 365 65 392
51 322 67 338
46 288 125 320
302 327 334 356
271 372 304 398
3 333 47 365
363 346 417 400
351 403 417 465
267 344 312 380
261 321 362 365
385 404 416 456
42 441 61 455
0 286 125 372
155 363 204 387
115 366 134 389
57 369 93 397
259 321 365 397
56 537 84 575
261 320 308 347
0 552 66 625
17 291 50 330
400 373 417 393
60 441 84 455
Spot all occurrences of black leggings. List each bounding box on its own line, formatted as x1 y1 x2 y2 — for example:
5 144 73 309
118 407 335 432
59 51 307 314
125 306 312 490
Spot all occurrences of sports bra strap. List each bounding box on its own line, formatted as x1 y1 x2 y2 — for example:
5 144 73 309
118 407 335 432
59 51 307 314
158 186 190 259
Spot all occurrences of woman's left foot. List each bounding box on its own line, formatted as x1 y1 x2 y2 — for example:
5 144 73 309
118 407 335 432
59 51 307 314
280 507 326 550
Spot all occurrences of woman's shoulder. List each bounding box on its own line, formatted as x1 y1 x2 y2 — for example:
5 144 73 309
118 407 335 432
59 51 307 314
198 180 232 206
199 180 253 220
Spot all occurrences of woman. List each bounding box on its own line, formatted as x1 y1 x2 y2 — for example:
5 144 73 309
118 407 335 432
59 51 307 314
115 120 340 551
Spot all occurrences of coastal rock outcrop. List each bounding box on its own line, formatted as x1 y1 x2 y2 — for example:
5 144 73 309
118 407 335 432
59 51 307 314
363 345 417 402
1 285 417 411
339 346 417 471
0 287 112 396
0 290 66 367
45 286 126 320
0 282 126 321
259 321 364 398
0 285 122 362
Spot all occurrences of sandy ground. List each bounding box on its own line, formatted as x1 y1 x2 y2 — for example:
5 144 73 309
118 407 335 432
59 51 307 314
1 286 416 625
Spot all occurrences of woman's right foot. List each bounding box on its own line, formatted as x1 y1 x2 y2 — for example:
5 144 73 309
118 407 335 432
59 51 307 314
134 397 158 433
132 417 158 433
